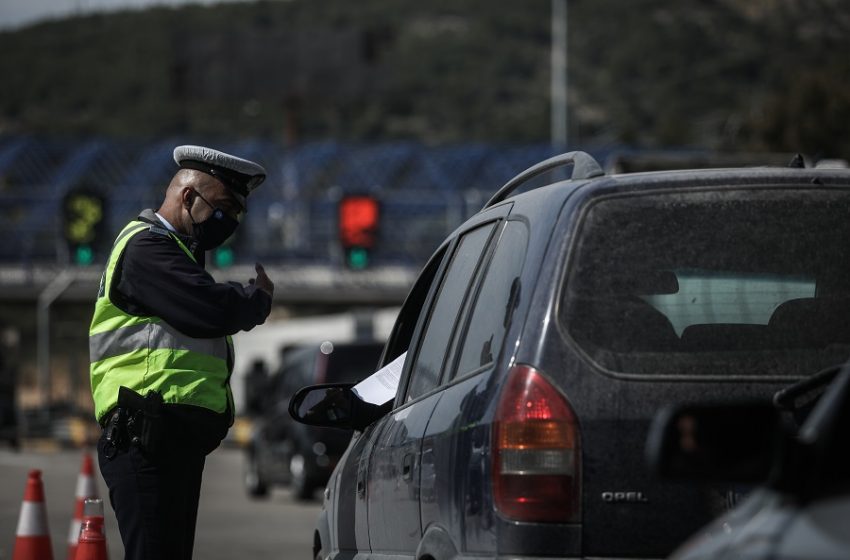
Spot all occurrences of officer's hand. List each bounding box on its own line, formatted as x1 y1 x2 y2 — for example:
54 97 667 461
251 263 274 297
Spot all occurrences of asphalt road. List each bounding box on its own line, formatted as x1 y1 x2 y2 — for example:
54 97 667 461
0 445 321 559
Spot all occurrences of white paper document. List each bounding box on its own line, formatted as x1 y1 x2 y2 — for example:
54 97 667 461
352 351 406 405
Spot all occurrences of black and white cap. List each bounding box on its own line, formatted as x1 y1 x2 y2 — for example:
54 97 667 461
173 145 266 210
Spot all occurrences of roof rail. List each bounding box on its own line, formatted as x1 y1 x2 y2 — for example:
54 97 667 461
483 150 604 209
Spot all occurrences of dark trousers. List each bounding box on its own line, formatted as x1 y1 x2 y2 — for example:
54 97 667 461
97 432 206 560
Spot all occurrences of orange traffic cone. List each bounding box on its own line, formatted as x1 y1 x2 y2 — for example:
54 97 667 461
13 469 54 560
74 498 108 560
67 453 99 560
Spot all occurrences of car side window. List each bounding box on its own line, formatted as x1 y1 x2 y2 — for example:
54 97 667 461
381 247 449 366
454 220 529 378
405 224 496 401
281 353 314 397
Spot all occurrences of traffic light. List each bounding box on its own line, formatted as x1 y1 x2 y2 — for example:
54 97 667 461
213 245 235 268
63 189 106 265
74 245 95 266
338 195 380 269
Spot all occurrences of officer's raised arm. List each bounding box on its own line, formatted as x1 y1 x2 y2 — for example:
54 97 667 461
251 262 274 297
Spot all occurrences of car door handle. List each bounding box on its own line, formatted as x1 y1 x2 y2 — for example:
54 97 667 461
402 453 414 481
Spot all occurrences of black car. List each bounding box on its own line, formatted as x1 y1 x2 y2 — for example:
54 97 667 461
290 151 850 558
0 350 19 449
243 340 383 500
648 362 850 559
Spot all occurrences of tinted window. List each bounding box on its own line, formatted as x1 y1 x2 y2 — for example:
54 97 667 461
406 224 495 400
562 187 850 377
383 248 448 366
455 221 529 377
280 347 317 395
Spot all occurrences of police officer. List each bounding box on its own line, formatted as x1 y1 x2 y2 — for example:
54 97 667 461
89 145 274 560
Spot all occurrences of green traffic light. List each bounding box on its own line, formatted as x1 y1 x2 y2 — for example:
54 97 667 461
347 247 369 269
214 247 234 268
75 245 94 265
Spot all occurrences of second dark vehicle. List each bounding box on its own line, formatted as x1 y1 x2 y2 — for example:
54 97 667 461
648 362 850 560
244 340 384 500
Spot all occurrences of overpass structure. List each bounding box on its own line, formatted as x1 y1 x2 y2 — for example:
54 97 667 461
0 262 415 440
0 263 417 306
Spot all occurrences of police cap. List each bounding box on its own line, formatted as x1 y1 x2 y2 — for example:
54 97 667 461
173 145 266 210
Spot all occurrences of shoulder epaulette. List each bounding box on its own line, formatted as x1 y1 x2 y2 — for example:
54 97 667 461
148 225 171 237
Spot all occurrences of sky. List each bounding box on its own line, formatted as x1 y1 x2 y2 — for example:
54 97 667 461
0 0 249 31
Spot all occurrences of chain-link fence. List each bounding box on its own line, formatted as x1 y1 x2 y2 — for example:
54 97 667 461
0 137 572 267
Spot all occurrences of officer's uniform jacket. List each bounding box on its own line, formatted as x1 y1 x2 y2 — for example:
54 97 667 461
89 210 271 432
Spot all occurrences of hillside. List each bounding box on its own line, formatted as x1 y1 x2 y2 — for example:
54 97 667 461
0 0 848 156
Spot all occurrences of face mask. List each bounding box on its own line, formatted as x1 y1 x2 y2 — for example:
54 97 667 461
188 190 238 250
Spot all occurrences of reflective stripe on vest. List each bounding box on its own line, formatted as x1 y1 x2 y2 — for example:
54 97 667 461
89 219 233 423
90 321 230 364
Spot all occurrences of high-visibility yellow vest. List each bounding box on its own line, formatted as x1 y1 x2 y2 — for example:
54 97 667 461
89 220 234 423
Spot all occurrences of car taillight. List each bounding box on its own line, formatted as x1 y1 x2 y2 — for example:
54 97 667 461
492 365 581 523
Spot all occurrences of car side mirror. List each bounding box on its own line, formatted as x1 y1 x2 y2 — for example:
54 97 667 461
288 383 357 430
646 402 784 484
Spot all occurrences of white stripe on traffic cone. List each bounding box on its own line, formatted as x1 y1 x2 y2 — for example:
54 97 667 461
13 469 54 560
67 452 99 560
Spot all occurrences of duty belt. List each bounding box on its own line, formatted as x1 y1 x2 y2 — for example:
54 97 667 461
101 387 165 458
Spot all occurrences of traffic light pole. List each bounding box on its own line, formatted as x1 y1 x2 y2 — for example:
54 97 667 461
37 268 77 424
551 0 568 150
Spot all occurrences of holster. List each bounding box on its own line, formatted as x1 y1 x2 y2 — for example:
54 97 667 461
115 386 165 457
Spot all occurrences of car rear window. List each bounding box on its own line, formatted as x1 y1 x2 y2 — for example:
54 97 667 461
561 186 850 378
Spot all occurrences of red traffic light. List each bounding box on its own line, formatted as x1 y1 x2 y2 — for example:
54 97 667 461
339 195 380 248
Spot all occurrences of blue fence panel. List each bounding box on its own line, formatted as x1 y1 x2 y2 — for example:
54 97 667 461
0 136 614 266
